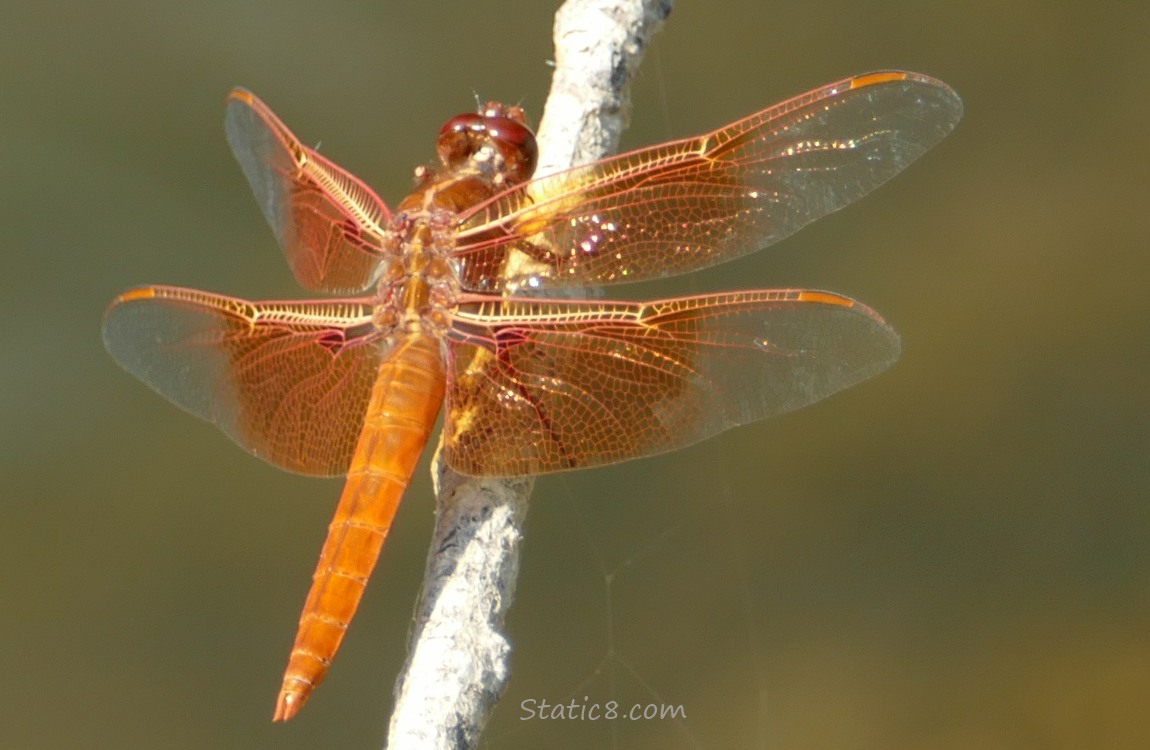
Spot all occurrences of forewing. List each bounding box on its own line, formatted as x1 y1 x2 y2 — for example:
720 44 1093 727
453 71 961 292
443 290 899 476
103 285 384 476
226 89 392 293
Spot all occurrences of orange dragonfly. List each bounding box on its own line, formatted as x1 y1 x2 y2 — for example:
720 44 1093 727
103 71 961 720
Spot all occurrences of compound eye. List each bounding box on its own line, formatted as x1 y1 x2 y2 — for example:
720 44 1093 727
435 107 538 182
482 115 538 184
437 112 486 168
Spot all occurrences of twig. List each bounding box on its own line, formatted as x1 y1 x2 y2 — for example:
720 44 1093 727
384 1 672 748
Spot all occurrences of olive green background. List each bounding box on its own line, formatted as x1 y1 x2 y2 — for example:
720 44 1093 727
3 1 1147 748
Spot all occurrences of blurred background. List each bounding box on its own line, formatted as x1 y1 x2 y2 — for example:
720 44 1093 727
3 0 1148 748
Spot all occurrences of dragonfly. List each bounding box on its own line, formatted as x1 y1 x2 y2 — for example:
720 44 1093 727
103 71 961 720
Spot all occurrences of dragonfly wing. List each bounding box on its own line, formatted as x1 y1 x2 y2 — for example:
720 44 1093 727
443 289 899 476
103 285 385 476
226 89 392 293
453 72 961 292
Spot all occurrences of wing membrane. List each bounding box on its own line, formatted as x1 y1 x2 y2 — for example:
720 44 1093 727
453 71 961 292
443 289 899 476
226 89 392 293
103 285 384 475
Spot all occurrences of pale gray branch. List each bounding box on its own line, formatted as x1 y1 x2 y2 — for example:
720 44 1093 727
384 2 672 749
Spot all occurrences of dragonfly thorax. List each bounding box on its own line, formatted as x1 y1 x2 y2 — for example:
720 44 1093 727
373 213 461 339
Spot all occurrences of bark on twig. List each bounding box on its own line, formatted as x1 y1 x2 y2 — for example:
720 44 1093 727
385 2 672 748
